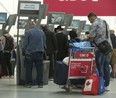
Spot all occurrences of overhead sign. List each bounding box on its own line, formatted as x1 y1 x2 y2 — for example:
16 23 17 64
18 1 41 17
20 3 39 10
44 0 116 16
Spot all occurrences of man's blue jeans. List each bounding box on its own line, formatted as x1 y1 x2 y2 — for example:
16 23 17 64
24 52 43 85
95 50 110 87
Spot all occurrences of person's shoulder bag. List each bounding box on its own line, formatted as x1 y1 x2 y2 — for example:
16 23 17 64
94 21 112 55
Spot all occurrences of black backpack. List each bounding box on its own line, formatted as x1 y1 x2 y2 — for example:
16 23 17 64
4 36 14 52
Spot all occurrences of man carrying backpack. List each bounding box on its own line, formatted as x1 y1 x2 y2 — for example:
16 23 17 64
2 30 14 79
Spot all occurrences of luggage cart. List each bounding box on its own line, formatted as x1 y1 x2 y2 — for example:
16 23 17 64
64 47 96 93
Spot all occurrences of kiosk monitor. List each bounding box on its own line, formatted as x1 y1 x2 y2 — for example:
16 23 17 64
0 12 7 24
83 24 91 31
47 12 65 25
18 19 28 29
80 21 86 30
68 20 80 29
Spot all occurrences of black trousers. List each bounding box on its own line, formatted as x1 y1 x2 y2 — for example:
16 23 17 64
2 52 12 76
47 54 55 78
0 51 3 77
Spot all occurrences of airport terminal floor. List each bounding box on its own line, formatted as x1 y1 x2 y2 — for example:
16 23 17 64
0 76 116 98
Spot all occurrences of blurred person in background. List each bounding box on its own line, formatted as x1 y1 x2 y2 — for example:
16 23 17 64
110 30 116 78
2 30 14 79
0 37 4 78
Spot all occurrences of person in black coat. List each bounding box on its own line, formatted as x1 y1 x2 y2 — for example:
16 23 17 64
55 25 68 61
41 25 58 79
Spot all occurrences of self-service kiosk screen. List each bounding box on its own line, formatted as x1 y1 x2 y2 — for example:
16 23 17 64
47 12 65 25
80 21 86 30
18 19 28 29
83 24 91 31
68 20 80 29
0 12 7 24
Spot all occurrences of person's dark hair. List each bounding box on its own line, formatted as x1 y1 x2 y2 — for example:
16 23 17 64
68 30 77 40
88 12 97 18
85 31 90 35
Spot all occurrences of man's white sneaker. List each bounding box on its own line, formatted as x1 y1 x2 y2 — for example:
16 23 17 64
105 86 110 91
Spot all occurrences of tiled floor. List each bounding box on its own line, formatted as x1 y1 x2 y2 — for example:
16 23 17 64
0 77 116 98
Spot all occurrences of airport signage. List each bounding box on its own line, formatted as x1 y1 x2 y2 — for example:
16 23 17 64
20 3 39 11
44 0 116 16
18 1 41 17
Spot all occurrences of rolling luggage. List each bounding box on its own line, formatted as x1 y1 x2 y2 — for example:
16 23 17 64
54 61 68 85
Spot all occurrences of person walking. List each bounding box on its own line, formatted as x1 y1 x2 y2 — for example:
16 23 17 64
87 12 112 91
23 21 46 88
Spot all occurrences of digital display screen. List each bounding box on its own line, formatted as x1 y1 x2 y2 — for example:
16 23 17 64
0 13 7 24
80 21 86 30
47 12 65 25
68 20 80 29
18 19 28 29
84 24 91 31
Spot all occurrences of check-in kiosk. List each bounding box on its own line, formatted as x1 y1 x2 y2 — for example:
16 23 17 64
47 12 74 34
2 14 17 32
47 12 66 27
66 19 81 36
66 19 88 39
17 1 49 85
68 19 80 29
63 14 73 33
83 24 91 31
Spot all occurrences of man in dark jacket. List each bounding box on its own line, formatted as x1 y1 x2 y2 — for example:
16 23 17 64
41 25 58 79
55 25 68 61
